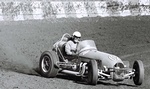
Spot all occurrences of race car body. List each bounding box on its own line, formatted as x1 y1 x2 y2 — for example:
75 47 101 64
77 40 124 68
39 33 144 85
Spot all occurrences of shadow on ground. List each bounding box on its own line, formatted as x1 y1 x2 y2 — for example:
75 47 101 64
56 74 137 87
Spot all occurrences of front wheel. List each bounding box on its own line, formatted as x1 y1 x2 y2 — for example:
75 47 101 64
133 60 144 85
39 51 59 78
87 60 98 85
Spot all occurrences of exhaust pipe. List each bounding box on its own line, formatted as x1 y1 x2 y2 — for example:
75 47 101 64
61 70 80 76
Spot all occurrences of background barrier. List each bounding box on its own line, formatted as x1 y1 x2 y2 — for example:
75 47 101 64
0 0 150 21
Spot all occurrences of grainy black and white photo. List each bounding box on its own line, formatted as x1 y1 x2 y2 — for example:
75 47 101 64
0 0 149 89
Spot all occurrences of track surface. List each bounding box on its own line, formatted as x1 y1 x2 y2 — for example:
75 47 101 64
0 16 150 89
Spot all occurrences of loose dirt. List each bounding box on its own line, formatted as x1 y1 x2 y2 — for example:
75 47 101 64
0 16 150 89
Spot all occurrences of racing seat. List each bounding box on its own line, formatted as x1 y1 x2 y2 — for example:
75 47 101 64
58 42 68 57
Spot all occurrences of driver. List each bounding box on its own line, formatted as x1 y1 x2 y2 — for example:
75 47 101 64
65 31 81 56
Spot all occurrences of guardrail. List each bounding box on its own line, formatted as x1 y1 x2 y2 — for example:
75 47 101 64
0 1 150 21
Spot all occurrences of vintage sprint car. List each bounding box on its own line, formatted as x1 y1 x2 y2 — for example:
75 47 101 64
39 33 144 85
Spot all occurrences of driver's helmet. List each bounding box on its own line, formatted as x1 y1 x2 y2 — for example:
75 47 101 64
73 31 81 38
72 31 81 43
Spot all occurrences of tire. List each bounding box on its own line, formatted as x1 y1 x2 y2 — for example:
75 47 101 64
87 60 98 85
133 60 144 85
39 50 59 78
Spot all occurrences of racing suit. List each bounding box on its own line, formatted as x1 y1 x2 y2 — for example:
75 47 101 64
65 40 77 55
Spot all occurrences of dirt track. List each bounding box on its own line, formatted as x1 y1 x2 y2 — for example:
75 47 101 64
0 16 150 89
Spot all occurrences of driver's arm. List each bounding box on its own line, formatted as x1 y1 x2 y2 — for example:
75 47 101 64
65 42 74 55
65 41 77 55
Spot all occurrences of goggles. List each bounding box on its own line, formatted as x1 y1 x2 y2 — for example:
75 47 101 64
74 36 81 38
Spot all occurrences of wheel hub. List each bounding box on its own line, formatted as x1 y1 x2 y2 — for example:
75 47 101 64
41 56 50 73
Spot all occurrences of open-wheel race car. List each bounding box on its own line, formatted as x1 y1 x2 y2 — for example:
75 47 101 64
39 33 144 85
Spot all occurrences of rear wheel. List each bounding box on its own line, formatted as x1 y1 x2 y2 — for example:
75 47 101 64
39 51 59 78
133 60 144 85
87 60 98 85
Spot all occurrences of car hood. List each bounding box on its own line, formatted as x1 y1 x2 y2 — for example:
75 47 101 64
79 50 124 68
